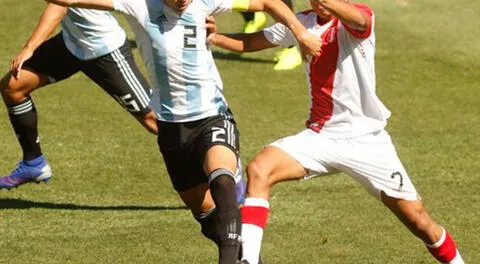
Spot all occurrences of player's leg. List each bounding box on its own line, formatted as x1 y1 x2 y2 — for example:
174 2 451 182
156 119 217 243
241 129 337 264
203 145 242 264
240 145 307 264
0 33 80 188
241 0 291 34
81 39 157 134
199 113 246 264
1 71 47 160
241 12 267 34
336 130 464 263
381 195 464 263
156 116 240 264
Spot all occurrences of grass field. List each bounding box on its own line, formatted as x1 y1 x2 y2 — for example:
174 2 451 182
1 0 479 263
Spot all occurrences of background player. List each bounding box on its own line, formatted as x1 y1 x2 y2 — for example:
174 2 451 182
239 0 301 71
206 0 465 263
42 0 322 263
0 4 156 189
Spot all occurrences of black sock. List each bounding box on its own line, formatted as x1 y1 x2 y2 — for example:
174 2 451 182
195 207 218 243
209 170 241 264
7 97 42 161
241 12 255 22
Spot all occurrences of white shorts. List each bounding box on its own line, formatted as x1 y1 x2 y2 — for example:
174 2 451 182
270 129 420 201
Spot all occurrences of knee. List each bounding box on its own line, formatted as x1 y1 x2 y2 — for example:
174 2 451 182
246 160 271 187
0 73 27 103
0 74 12 96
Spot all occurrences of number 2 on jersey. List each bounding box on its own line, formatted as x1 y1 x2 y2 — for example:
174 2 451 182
183 25 197 48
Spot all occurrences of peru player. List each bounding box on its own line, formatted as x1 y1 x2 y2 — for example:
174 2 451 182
206 0 465 263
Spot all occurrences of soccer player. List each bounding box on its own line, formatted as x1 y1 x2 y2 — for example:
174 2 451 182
0 4 157 189
240 0 302 71
41 0 322 263
205 0 465 263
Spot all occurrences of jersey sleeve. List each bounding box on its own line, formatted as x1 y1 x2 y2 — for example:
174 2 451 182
211 0 249 15
262 22 297 47
342 4 373 39
113 0 149 26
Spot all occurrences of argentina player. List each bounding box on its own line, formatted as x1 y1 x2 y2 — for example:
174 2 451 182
41 0 322 263
0 4 156 188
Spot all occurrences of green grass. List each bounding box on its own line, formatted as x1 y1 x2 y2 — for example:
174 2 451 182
1 1 479 263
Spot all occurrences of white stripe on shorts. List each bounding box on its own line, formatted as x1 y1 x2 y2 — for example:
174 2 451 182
111 49 149 108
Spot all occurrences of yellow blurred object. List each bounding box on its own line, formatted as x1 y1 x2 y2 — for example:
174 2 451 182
273 46 302 71
243 12 267 33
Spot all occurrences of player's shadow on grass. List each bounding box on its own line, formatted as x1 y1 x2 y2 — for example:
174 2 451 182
0 198 187 211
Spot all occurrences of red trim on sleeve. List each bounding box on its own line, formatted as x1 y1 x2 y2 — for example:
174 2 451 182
342 4 373 39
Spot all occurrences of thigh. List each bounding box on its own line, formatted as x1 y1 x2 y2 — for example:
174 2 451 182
337 130 419 201
269 128 338 179
199 112 240 175
23 33 81 83
81 39 152 116
157 120 205 192
247 145 309 199
1 71 48 104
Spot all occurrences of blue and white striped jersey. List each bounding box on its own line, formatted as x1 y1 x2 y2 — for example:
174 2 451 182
114 0 242 122
61 8 126 60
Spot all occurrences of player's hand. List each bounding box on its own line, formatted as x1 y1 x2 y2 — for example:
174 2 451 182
205 15 218 45
296 30 322 61
10 47 34 79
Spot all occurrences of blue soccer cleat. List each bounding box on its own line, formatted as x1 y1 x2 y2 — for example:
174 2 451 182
0 155 52 190
236 178 247 205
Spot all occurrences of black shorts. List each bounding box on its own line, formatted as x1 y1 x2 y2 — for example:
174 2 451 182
23 33 151 115
157 112 240 191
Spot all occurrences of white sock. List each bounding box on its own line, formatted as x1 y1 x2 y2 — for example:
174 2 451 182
449 250 465 264
242 224 264 264
240 198 270 264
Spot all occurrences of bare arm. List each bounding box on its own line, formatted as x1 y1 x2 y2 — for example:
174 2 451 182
206 16 276 52
10 4 67 78
245 0 321 57
43 0 114 10
316 0 371 31
212 32 275 52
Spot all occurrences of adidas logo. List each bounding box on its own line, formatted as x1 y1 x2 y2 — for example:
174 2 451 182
157 14 168 23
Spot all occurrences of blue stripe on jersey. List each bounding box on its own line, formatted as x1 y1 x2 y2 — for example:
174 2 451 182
66 8 92 28
183 49 202 117
61 9 124 59
61 12 88 57
180 12 203 118
145 19 173 120
64 9 111 58
61 28 86 59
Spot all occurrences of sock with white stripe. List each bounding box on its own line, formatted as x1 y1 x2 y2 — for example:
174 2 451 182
240 197 270 264
426 227 465 264
7 97 42 161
